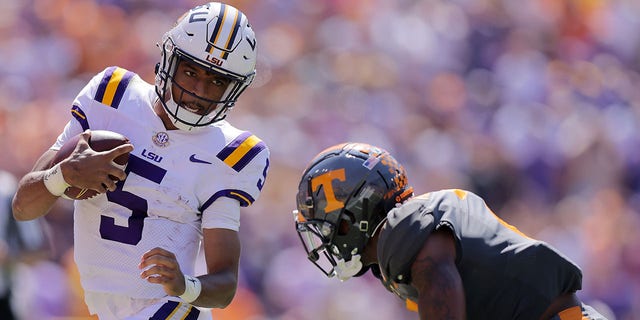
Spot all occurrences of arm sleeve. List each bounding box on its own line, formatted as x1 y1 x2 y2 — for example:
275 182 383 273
201 197 241 231
201 145 270 231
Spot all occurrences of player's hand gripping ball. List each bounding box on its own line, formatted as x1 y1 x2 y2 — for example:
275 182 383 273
51 130 130 200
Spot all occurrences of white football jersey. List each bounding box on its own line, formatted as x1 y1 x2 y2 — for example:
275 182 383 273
52 66 270 301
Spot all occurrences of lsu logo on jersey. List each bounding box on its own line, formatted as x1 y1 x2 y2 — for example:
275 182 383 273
216 131 265 172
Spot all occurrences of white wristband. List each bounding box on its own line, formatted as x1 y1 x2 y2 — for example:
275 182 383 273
179 275 202 303
43 163 71 196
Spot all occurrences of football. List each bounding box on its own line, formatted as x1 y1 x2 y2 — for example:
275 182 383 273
51 130 130 200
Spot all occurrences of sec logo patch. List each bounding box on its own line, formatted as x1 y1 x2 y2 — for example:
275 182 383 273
152 132 170 147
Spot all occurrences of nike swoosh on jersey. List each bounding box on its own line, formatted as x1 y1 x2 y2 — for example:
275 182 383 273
189 154 212 164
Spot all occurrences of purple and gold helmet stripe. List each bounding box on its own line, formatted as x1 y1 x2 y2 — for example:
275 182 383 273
206 3 227 54
71 105 90 131
149 300 200 320
217 131 266 172
220 9 242 60
201 189 256 211
94 66 134 109
205 4 244 60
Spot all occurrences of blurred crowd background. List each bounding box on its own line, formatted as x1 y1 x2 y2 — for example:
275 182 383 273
0 0 639 319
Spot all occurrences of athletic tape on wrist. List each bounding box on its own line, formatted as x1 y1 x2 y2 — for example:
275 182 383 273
43 163 71 196
179 275 202 303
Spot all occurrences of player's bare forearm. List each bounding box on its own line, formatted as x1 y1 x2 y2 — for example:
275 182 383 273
200 227 241 308
193 271 237 308
415 256 466 319
12 170 60 221
412 229 466 319
12 150 59 221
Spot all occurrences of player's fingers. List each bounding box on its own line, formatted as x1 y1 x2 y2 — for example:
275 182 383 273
140 264 178 280
143 275 167 284
139 249 178 270
107 143 135 159
140 264 163 279
75 130 92 151
87 182 109 194
141 247 175 260
107 160 128 182
102 179 117 192
109 170 126 183
100 144 132 182
140 254 177 270
81 129 92 140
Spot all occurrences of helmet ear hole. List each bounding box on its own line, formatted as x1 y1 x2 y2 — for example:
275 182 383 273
338 211 355 235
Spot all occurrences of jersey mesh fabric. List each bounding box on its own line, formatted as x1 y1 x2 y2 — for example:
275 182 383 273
377 189 583 319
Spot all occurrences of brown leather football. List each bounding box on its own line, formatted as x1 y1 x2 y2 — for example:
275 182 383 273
51 130 130 200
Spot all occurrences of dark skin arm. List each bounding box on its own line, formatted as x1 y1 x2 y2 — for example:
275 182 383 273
139 228 240 308
411 228 466 320
12 130 133 221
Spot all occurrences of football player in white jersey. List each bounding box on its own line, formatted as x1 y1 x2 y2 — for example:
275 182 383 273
12 2 269 319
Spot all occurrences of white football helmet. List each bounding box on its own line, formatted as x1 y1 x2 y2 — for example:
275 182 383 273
155 2 257 131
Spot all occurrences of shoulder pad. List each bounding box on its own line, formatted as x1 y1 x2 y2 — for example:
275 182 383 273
93 66 136 109
216 131 267 172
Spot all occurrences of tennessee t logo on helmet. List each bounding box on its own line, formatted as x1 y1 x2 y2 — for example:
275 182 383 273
310 169 346 213
294 142 414 281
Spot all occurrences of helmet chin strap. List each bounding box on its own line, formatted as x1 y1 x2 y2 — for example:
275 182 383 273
171 105 205 131
333 254 363 281
161 86 213 132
